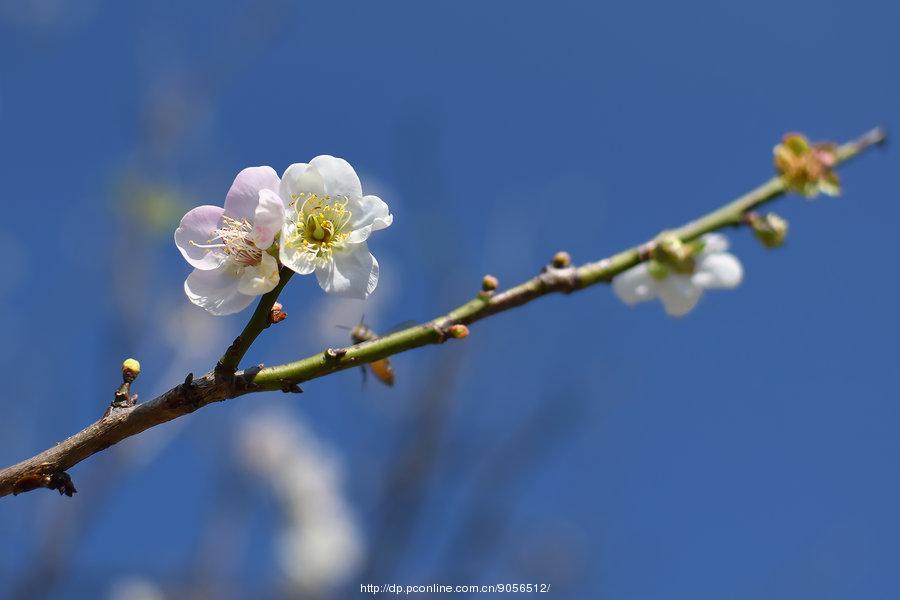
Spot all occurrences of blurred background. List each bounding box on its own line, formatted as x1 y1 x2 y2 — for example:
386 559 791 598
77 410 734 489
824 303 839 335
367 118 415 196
0 1 898 598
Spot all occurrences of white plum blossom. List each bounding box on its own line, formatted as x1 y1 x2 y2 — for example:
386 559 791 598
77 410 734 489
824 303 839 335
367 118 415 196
175 167 284 315
612 233 743 317
279 156 392 299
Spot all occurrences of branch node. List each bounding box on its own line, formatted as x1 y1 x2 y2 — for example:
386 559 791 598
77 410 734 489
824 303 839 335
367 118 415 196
218 336 244 372
430 324 448 343
280 380 304 394
13 465 77 497
174 372 201 409
324 347 347 361
638 242 656 261
232 366 263 395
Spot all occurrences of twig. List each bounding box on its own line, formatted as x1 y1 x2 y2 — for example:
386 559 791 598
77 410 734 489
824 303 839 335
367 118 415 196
218 268 293 372
0 127 885 499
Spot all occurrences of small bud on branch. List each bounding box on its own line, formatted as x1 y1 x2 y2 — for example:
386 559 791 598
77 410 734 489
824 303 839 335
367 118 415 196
747 212 789 248
447 324 470 339
122 358 141 382
269 302 287 325
552 251 572 268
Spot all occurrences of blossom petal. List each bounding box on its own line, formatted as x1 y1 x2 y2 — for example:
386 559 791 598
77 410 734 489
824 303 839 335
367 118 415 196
279 228 318 275
237 252 280 296
657 275 702 317
280 163 326 203
184 265 255 316
224 166 280 220
310 155 363 199
693 253 743 289
251 189 285 249
346 194 393 243
174 205 227 270
612 264 659 305
700 233 729 254
315 243 378 299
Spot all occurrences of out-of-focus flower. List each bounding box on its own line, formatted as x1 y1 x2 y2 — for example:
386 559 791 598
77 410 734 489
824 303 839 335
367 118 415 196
238 410 364 596
175 167 284 315
774 133 841 198
108 577 167 600
613 233 743 317
279 156 392 299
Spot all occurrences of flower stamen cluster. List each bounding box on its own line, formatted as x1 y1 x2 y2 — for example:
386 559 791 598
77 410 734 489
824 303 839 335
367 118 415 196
191 215 264 266
285 193 353 261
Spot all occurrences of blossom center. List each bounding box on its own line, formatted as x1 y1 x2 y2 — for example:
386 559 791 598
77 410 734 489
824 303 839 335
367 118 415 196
191 215 263 266
286 193 352 258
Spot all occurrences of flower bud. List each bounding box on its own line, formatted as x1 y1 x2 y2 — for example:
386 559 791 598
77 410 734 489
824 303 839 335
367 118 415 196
654 235 695 274
749 212 789 248
774 133 841 198
269 302 287 324
481 274 499 292
552 251 572 268
122 358 141 382
447 324 470 339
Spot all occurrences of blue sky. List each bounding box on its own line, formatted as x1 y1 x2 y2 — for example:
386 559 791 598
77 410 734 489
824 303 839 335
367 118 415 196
0 1 898 598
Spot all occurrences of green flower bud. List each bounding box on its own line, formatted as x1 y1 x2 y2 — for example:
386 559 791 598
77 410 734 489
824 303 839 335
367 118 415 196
750 212 789 248
654 235 695 274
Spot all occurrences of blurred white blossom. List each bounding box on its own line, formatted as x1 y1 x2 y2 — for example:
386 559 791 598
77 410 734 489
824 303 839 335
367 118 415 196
163 301 226 360
613 233 743 316
108 578 166 600
238 410 364 596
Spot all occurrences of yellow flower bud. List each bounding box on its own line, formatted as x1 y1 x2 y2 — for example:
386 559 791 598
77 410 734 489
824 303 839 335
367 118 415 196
552 251 572 268
122 358 141 382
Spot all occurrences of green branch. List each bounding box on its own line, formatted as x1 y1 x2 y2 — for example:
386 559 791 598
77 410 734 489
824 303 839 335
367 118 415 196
217 267 293 372
0 127 885 499
249 127 885 391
